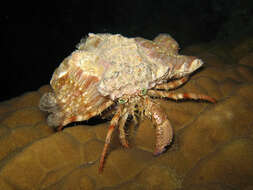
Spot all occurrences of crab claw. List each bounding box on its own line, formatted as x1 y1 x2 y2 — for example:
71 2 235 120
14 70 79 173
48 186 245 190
153 119 173 156
144 97 173 155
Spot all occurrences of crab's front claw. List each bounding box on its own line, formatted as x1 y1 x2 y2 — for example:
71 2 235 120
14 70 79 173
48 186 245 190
144 97 173 155
153 119 173 155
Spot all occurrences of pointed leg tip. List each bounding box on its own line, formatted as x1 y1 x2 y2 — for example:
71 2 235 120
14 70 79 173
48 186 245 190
211 98 217 103
99 159 105 173
98 166 103 174
122 142 130 149
153 151 161 156
153 147 165 156
206 96 216 103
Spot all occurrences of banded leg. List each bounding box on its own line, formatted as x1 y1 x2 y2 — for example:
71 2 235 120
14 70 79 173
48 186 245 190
99 105 123 173
154 76 189 90
57 100 114 131
144 97 173 155
118 110 129 148
148 90 216 103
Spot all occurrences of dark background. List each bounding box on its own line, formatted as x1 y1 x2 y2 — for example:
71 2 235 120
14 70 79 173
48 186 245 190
1 0 253 101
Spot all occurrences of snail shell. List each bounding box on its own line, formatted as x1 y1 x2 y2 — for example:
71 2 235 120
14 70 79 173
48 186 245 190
39 35 110 126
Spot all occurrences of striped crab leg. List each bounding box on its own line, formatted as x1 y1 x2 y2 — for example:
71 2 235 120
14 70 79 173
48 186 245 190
154 76 189 90
148 90 216 103
99 104 123 173
118 109 129 148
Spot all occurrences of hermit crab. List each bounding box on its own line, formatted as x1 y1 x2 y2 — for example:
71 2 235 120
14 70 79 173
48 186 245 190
39 33 215 172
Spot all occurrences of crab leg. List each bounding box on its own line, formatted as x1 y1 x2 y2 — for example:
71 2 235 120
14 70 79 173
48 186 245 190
118 110 129 148
154 76 189 90
99 105 123 173
144 97 173 155
148 90 216 103
57 99 114 131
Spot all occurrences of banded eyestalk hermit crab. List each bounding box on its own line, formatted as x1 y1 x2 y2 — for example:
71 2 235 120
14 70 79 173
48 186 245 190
39 33 216 172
